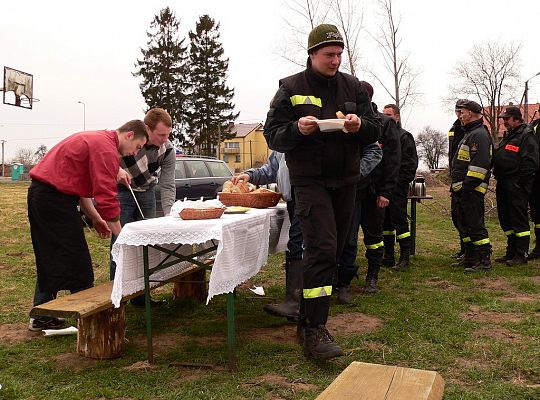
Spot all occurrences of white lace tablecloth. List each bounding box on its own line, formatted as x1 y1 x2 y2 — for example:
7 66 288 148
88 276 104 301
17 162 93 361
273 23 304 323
111 204 289 306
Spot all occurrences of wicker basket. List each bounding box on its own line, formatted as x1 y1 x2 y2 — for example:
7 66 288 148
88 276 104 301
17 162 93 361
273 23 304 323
179 207 225 220
218 191 282 208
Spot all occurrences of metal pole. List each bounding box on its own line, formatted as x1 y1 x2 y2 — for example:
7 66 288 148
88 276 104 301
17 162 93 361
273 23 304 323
77 101 86 131
1 140 5 177
524 81 529 123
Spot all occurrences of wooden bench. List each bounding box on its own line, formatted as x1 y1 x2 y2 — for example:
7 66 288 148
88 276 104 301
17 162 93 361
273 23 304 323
29 265 206 359
316 361 444 400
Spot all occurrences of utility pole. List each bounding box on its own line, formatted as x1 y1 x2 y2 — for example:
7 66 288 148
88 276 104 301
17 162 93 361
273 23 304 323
77 101 86 131
521 71 540 123
1 139 5 177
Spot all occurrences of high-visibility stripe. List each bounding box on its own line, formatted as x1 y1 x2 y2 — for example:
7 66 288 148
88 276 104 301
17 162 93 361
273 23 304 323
473 238 490 246
467 166 488 180
290 95 322 107
535 224 540 228
467 170 486 179
448 130 454 137
365 241 384 250
504 230 515 236
383 230 396 236
457 145 470 161
462 237 471 243
397 232 411 240
475 183 488 194
303 285 332 299
451 181 463 191
515 230 531 237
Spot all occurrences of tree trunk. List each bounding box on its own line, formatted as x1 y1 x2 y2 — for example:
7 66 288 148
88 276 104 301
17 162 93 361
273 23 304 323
77 304 125 359
173 268 207 302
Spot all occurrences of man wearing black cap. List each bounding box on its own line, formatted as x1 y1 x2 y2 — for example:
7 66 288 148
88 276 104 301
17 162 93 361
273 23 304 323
528 116 540 259
448 101 467 261
450 99 493 272
264 23 381 360
493 106 539 265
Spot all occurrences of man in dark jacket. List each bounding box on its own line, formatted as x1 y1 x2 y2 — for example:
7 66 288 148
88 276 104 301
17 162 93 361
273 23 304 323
382 104 418 270
493 106 539 265
527 117 540 259
264 24 381 360
448 103 466 260
450 99 493 273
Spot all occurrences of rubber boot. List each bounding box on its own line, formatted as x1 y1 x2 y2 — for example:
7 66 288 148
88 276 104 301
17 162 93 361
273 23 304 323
263 259 302 320
303 325 343 360
527 228 540 260
392 239 410 271
382 235 395 267
364 265 379 294
495 235 515 263
464 245 492 273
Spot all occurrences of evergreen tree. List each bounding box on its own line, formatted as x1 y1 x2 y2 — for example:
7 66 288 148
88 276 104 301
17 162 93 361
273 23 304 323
186 15 239 156
134 7 189 143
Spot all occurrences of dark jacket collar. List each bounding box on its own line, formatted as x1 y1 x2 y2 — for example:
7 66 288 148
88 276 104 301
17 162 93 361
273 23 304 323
305 58 338 88
463 118 484 132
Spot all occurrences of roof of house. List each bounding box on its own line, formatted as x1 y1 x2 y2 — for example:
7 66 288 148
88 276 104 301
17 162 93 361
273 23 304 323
230 123 263 138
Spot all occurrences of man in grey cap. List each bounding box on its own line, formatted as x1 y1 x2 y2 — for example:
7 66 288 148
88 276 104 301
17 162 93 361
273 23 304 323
493 106 539 265
449 99 493 272
264 23 381 360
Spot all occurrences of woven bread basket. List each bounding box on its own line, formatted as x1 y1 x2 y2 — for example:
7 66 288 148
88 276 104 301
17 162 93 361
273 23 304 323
179 207 225 220
218 191 282 208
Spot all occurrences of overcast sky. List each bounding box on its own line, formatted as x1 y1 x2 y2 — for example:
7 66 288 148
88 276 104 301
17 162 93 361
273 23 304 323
1 0 539 162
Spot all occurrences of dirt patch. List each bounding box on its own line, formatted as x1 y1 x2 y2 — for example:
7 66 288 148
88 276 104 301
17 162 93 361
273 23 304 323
499 294 538 303
424 278 460 290
530 276 540 285
243 374 318 392
0 323 41 344
122 360 154 371
472 327 525 344
454 357 493 370
474 277 514 292
131 332 186 352
460 306 523 323
54 353 97 372
245 313 382 345
94 398 135 400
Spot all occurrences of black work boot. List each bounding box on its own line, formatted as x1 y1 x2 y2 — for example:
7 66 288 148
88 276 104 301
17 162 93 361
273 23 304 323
506 253 528 266
495 235 516 263
450 240 466 259
451 243 476 267
392 240 410 271
337 285 352 304
382 235 395 267
364 275 379 294
264 259 302 320
303 325 343 360
464 245 492 273
528 228 540 260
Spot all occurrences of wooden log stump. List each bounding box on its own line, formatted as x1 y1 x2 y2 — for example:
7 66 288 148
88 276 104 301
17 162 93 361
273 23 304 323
77 303 125 359
173 268 207 302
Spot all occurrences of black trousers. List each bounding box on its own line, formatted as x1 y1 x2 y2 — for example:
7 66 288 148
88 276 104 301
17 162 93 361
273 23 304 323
28 180 93 298
497 178 532 254
383 183 410 244
294 183 356 327
454 189 489 246
529 175 540 227
450 191 464 243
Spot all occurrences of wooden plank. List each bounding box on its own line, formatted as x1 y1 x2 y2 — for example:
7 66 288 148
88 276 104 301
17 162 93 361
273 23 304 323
316 362 444 400
30 264 203 319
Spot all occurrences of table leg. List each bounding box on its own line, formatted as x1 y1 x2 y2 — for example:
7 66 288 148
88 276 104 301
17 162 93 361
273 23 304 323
143 246 154 364
226 291 236 372
410 199 417 255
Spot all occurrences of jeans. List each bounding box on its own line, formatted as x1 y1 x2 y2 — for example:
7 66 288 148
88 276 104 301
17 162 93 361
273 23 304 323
110 185 156 279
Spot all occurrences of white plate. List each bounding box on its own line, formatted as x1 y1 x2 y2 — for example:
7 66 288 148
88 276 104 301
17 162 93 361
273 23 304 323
224 206 251 214
316 119 346 132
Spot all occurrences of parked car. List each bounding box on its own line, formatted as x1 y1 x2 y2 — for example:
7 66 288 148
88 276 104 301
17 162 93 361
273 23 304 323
156 155 233 216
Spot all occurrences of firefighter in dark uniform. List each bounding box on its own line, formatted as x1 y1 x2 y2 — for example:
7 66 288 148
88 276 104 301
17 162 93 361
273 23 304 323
336 81 400 301
263 24 381 360
382 104 418 270
493 107 539 265
527 117 540 259
450 99 493 272
448 102 466 261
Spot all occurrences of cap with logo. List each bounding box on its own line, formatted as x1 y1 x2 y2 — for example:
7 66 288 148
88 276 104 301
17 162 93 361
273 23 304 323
498 106 523 120
455 99 483 114
307 24 344 53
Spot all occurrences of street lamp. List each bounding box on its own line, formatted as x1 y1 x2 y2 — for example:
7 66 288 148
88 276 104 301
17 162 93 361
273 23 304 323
77 101 86 131
1 139 5 178
521 71 540 122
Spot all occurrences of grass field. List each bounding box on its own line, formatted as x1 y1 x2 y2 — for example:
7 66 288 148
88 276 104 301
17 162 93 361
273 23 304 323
0 181 539 400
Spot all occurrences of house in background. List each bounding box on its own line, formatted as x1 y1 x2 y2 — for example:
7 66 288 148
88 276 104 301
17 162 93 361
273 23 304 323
484 102 540 139
220 122 270 172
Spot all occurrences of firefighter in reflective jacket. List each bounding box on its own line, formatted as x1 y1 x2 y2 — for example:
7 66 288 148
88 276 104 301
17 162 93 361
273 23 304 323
450 99 493 273
493 107 539 265
527 117 540 259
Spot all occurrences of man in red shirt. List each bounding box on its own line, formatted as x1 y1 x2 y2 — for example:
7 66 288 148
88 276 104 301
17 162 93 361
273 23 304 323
27 120 148 331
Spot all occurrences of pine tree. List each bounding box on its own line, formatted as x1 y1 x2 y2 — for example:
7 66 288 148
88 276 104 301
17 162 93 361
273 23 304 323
134 7 189 143
186 15 239 156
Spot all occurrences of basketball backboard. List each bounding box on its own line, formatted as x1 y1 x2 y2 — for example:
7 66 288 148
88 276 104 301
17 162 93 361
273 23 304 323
2 66 35 109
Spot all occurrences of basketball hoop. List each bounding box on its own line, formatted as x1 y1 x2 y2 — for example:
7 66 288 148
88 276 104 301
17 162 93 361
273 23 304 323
2 66 36 109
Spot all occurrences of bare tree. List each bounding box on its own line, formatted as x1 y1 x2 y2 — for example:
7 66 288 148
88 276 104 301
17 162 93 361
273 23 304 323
12 147 36 166
449 41 521 142
367 0 420 111
34 144 47 161
416 126 447 170
279 0 363 75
